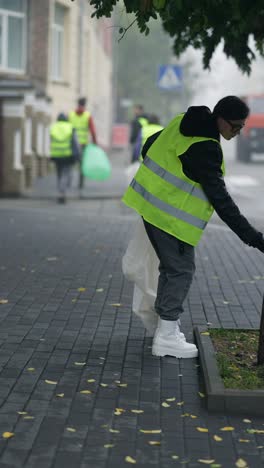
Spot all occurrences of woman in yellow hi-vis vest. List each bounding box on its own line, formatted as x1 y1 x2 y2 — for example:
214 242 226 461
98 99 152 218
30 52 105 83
69 97 97 196
50 113 80 204
123 96 264 359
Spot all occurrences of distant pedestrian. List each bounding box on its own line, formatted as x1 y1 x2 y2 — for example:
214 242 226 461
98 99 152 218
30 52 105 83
130 104 149 163
123 96 264 359
134 114 164 161
69 97 97 197
50 113 80 204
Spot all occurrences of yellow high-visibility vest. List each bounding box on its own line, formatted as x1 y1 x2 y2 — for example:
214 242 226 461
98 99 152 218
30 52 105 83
137 116 149 127
69 111 91 145
50 121 73 158
139 123 164 161
122 113 225 246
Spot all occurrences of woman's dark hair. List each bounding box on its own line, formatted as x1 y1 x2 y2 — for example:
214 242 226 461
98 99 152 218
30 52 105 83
213 96 249 120
78 97 86 107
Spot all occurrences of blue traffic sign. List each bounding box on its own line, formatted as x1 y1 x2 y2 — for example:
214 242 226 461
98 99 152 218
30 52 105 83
157 65 183 91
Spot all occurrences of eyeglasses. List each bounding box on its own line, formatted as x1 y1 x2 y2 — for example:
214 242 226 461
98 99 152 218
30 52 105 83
225 119 245 132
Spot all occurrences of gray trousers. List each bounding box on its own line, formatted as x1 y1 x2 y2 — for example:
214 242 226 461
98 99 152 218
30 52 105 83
55 161 73 195
143 220 195 321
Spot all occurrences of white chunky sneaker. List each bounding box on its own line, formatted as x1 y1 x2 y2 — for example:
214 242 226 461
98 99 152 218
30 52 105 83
154 317 186 341
152 319 198 359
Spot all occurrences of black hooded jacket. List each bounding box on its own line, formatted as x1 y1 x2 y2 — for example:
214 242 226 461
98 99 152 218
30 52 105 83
142 106 263 249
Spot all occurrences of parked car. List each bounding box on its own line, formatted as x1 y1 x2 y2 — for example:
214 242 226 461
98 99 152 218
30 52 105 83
236 94 264 163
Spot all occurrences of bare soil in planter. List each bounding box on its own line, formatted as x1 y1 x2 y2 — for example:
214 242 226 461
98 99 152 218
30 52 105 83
210 329 264 389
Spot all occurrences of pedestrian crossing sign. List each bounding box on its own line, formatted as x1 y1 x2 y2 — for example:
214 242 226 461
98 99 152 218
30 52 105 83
157 65 183 91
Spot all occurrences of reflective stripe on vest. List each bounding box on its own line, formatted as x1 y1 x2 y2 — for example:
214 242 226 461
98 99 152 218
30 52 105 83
142 156 208 202
50 121 73 158
69 111 90 145
130 179 207 230
122 113 225 246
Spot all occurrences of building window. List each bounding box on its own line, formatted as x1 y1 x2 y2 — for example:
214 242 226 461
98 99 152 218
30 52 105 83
0 0 27 72
51 3 66 81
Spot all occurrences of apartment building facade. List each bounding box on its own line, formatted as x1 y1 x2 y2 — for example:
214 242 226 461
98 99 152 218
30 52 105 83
0 0 113 195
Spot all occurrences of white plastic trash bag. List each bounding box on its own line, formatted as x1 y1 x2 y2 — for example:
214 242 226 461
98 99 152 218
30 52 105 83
122 217 159 334
132 285 158 335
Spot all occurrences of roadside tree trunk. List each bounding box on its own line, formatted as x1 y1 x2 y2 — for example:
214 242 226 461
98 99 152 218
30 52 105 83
257 295 264 365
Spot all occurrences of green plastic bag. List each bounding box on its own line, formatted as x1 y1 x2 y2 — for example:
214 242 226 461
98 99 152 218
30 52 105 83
81 143 112 181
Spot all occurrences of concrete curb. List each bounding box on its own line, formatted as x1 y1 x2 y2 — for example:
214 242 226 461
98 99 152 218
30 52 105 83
194 326 264 416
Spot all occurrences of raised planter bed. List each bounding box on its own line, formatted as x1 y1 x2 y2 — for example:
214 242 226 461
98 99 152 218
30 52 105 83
194 326 264 415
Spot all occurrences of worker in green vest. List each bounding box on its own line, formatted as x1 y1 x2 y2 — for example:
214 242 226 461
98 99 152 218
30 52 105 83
122 96 264 359
69 97 97 196
134 114 164 162
130 104 149 163
50 113 80 204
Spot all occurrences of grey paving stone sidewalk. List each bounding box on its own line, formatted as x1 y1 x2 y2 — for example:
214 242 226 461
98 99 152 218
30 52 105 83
0 185 264 467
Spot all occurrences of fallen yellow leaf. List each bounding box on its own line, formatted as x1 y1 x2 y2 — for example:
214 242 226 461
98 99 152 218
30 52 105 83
198 460 215 464
171 455 179 460
196 427 209 433
96 288 104 292
166 397 176 402
23 416 34 420
17 411 27 415
80 390 92 394
87 379 96 383
148 441 160 445
220 426 234 431
190 415 197 419
78 287 86 292
125 456 136 464
66 427 76 432
2 432 14 439
140 429 162 434
74 362 86 366
131 410 144 414
235 459 248 468
100 383 108 387
110 303 122 307
56 393 64 398
239 439 250 443
45 380 57 385
162 402 170 408
213 435 223 442
198 392 205 398
116 383 127 387
27 368 35 372
0 299 8 304
201 332 210 335
109 429 120 433
104 444 115 448
243 419 251 423
177 401 184 406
